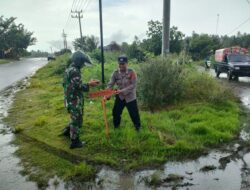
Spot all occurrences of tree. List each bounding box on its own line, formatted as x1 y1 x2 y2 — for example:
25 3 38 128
220 33 250 49
141 20 185 55
121 42 129 53
126 36 145 62
141 20 162 55
170 26 185 53
107 41 121 51
187 33 222 60
0 16 36 59
73 35 99 52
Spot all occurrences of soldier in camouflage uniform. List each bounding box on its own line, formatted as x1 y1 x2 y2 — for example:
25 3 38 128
63 51 99 149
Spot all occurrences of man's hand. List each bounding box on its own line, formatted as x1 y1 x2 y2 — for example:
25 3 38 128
103 96 111 101
115 90 121 94
88 79 100 87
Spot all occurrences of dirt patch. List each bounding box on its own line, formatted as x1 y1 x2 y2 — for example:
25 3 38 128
200 165 217 172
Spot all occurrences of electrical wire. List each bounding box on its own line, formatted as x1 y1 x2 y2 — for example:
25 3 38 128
226 18 250 35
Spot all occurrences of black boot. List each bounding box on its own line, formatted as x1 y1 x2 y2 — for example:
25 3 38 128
61 126 70 137
135 126 141 132
70 138 85 149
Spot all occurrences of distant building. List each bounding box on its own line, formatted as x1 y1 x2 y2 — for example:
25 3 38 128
103 41 121 52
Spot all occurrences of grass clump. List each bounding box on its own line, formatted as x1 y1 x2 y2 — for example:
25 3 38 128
0 59 11 64
15 138 95 189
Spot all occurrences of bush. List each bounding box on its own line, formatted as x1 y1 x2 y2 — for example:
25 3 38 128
89 50 122 64
137 55 235 111
89 49 102 63
183 71 234 103
51 54 71 76
137 57 185 111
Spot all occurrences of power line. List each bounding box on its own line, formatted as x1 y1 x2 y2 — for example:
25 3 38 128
226 18 250 35
71 10 84 42
77 0 87 12
64 0 78 30
82 0 91 13
71 0 78 11
63 0 93 50
74 0 83 11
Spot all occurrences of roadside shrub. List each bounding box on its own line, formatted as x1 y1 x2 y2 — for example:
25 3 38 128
183 71 234 103
89 49 102 63
89 50 120 64
137 55 235 111
52 54 71 76
138 57 185 111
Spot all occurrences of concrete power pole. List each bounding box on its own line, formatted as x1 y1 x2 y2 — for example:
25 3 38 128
71 10 83 48
99 0 105 84
62 30 67 49
162 0 171 56
216 14 220 35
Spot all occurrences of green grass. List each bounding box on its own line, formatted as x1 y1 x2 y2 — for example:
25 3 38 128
0 59 11 64
5 53 241 185
15 138 95 189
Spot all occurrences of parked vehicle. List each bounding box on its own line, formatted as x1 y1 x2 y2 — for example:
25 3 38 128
47 54 56 61
214 47 250 80
204 59 211 69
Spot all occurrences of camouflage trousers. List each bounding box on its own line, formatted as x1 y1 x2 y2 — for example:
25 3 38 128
68 107 83 140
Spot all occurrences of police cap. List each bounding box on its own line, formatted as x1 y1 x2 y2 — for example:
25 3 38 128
118 55 128 64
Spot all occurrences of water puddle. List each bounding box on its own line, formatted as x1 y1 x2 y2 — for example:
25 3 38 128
0 81 38 190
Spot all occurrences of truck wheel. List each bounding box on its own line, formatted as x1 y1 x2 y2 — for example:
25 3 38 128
216 68 220 78
227 71 233 81
234 75 239 81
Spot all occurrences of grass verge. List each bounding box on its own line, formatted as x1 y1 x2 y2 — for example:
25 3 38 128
5 53 240 186
0 59 12 64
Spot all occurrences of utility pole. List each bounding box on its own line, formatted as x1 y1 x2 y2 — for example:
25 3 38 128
71 10 83 48
162 0 171 56
216 14 220 35
62 30 68 49
99 0 105 84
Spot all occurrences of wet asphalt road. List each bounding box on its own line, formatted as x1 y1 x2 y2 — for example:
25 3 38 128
0 58 47 190
0 58 47 90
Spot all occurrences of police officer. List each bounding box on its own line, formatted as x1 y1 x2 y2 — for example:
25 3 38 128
107 55 141 131
62 51 99 149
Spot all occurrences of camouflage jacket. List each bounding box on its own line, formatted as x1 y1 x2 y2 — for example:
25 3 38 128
63 64 89 110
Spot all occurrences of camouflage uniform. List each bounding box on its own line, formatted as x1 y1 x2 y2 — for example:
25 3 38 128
63 62 89 140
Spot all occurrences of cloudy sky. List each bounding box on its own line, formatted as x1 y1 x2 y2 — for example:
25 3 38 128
1 0 249 52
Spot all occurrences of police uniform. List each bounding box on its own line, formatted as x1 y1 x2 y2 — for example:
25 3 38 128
107 56 141 131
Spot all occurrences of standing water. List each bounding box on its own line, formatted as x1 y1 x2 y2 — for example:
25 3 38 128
0 58 47 190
